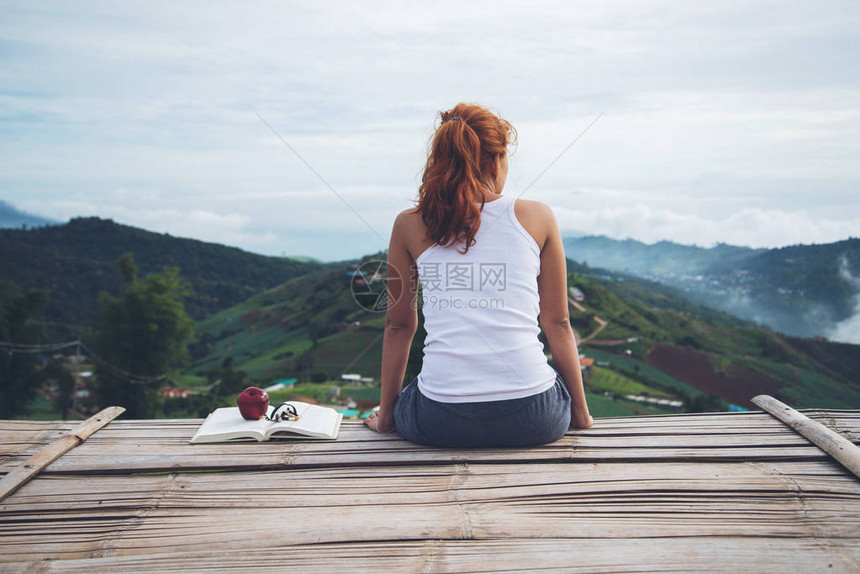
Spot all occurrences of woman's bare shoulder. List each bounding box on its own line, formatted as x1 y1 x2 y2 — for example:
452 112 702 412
513 198 556 250
513 198 554 219
396 206 420 219
392 207 430 261
393 207 423 232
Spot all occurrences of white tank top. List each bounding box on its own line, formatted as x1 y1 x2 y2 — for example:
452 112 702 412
415 194 557 403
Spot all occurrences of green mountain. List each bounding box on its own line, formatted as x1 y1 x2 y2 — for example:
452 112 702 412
188 253 860 415
189 253 388 382
6 214 856 417
0 217 324 329
567 262 860 410
563 235 860 339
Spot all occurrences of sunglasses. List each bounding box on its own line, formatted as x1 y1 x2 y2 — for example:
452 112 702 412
266 402 300 422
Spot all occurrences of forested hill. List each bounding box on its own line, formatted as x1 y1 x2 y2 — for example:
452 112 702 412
184 251 860 413
0 217 324 327
563 235 860 340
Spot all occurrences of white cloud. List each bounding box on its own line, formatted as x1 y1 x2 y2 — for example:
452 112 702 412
2 1 859 260
829 313 860 345
828 257 860 344
24 199 277 248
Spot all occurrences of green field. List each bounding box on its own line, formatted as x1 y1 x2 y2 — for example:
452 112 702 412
582 348 704 397
585 392 668 417
585 366 675 398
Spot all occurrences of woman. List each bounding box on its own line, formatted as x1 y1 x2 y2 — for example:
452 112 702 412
364 103 593 447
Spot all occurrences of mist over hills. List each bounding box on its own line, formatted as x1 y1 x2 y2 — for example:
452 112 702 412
0 201 59 229
563 235 860 343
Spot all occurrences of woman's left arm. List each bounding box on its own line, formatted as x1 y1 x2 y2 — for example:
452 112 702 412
364 211 419 433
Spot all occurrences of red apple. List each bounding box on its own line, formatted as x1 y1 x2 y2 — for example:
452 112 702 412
237 387 269 420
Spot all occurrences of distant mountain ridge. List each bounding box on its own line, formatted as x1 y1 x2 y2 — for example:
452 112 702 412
0 217 324 330
563 235 860 341
562 235 765 276
0 201 58 229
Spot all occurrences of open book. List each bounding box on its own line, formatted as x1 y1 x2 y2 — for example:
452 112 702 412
190 401 343 443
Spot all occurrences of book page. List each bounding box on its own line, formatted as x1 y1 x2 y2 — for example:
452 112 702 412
190 407 270 443
265 402 342 440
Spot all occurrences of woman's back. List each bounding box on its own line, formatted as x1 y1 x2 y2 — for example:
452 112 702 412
413 193 557 402
364 102 592 443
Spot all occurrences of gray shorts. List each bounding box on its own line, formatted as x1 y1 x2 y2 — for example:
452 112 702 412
393 371 571 448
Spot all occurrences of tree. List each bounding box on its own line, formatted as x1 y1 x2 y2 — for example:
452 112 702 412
187 359 249 417
0 280 48 418
208 359 248 398
95 253 194 418
295 350 314 382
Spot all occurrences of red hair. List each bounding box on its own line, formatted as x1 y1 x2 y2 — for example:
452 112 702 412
416 103 516 254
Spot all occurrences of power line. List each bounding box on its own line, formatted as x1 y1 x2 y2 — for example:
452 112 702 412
0 340 78 353
0 339 168 386
77 341 168 385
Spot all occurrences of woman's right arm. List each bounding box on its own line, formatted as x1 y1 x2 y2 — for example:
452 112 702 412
534 203 593 429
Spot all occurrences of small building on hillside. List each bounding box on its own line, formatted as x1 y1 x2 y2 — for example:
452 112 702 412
264 379 298 392
569 287 585 302
159 386 191 399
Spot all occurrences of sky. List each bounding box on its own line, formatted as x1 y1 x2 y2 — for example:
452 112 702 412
1 1 859 261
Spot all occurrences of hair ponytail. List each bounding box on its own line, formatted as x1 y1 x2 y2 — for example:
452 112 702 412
416 103 516 254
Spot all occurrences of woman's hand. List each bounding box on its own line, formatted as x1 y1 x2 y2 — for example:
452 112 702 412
364 410 396 434
570 409 594 430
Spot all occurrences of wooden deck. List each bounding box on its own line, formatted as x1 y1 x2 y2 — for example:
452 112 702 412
1 408 859 572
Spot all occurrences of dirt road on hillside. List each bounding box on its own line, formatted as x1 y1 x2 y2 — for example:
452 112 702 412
567 294 609 343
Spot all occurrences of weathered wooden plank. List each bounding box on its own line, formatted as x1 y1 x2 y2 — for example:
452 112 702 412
5 460 858 511
2 460 858 563
5 435 825 475
3 410 858 472
0 422 76 473
38 446 826 474
0 407 125 502
0 413 843 474
6 537 859 574
1 410 858 572
755 395 860 478
0 430 851 475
